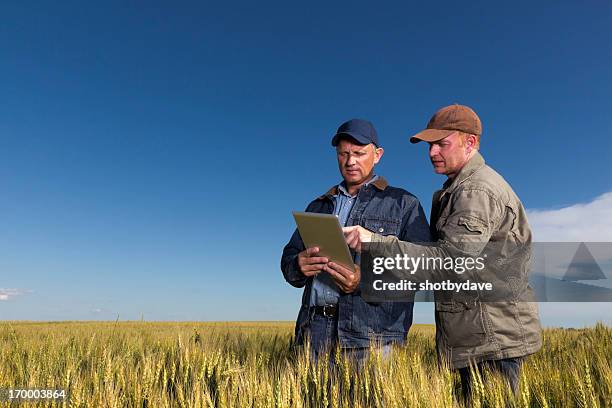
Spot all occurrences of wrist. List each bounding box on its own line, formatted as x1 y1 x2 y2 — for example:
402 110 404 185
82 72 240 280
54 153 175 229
370 233 384 243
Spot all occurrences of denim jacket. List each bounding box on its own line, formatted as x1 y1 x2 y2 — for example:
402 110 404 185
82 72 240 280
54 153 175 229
281 176 431 348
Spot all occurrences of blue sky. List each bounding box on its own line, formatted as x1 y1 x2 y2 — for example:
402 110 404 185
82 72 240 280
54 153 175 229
1 1 611 326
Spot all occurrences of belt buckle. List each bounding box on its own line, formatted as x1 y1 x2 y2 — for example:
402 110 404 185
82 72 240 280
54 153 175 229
323 305 336 317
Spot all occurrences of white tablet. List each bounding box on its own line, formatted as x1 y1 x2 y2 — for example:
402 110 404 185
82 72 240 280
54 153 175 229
292 211 355 271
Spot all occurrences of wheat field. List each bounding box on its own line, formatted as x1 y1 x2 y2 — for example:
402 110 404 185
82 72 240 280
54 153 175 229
0 321 610 407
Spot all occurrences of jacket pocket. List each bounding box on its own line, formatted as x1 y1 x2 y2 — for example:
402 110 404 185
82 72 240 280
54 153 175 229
368 301 410 335
362 217 401 236
351 297 411 336
457 215 487 235
436 301 486 348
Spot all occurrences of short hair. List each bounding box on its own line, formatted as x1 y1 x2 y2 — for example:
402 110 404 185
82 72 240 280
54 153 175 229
458 131 481 149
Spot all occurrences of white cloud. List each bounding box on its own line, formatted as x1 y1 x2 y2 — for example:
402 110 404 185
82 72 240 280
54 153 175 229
0 288 28 301
527 192 612 327
528 192 612 241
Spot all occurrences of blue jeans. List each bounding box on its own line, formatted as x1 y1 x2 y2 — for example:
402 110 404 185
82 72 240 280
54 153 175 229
307 313 340 361
458 357 522 402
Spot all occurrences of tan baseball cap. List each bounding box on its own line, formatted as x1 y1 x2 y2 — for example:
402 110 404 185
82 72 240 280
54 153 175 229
410 104 482 143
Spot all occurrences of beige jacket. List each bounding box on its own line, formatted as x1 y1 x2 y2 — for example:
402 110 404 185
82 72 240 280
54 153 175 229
370 151 542 369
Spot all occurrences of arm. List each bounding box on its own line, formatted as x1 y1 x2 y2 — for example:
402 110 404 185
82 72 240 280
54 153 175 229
281 227 309 288
280 202 331 288
348 189 503 282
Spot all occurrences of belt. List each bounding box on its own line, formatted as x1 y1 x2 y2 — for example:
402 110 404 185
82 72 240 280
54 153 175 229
312 305 338 318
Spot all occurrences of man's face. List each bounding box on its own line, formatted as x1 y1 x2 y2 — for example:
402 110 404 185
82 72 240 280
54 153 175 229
428 132 474 178
336 139 383 188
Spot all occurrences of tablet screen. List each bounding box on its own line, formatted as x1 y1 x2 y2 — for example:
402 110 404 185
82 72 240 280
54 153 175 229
292 211 355 271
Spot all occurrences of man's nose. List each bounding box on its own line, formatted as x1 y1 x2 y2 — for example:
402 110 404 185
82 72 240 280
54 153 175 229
429 145 439 157
346 155 356 165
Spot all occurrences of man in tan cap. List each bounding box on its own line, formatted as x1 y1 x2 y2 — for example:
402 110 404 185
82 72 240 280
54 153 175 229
344 104 542 401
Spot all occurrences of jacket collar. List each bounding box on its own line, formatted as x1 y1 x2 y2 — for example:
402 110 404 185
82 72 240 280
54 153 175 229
318 176 388 200
442 151 486 192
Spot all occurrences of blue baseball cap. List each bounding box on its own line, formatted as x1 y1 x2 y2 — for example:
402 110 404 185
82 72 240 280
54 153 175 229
331 119 380 147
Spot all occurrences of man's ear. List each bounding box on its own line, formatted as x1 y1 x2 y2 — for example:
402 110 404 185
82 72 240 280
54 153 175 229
374 147 384 164
465 134 477 153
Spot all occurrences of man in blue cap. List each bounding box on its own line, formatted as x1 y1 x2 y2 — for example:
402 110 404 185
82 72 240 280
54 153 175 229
281 118 431 361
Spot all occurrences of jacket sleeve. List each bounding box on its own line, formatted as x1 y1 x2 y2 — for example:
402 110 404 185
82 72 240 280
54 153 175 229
281 227 308 288
399 195 432 243
280 201 320 288
369 189 503 283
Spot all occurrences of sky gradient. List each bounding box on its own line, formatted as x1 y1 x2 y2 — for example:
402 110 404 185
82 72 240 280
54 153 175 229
1 1 611 326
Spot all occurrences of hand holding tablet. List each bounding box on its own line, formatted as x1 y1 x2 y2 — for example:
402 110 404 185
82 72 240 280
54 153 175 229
292 211 361 293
